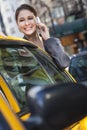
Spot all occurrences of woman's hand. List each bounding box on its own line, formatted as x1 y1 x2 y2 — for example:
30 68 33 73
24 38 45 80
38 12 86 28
36 23 50 40
0 32 7 37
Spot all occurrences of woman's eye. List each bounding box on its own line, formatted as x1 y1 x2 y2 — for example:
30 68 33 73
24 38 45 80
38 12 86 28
19 19 24 22
28 17 34 20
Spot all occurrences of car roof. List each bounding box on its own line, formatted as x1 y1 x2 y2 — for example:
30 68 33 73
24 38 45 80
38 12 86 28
0 36 50 58
0 36 37 48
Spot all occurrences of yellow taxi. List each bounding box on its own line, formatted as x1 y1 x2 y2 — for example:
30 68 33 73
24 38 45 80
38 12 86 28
0 36 87 130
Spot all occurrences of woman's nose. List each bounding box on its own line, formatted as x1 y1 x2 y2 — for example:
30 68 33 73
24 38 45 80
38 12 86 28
25 20 29 25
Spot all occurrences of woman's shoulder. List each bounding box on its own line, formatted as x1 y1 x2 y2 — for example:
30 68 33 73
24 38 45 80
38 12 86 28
43 37 61 47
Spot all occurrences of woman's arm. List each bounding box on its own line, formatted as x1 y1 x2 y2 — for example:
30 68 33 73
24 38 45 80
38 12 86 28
0 32 7 37
44 37 70 69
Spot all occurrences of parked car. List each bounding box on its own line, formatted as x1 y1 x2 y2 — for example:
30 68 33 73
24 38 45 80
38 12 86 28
0 36 87 130
69 51 87 86
0 36 75 119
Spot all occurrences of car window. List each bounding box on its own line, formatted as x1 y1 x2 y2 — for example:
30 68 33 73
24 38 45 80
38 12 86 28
0 44 74 113
69 55 87 81
30 48 73 82
0 47 54 110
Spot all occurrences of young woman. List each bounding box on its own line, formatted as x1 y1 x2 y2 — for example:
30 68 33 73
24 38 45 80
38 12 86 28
0 4 70 69
15 4 50 50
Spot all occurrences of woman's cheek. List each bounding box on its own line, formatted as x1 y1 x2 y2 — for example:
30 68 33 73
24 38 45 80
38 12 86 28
17 22 24 32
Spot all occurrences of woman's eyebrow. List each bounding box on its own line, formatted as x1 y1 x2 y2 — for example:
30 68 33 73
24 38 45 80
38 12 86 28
18 17 24 19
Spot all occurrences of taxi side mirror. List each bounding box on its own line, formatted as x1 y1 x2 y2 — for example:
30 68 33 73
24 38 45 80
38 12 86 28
26 82 87 130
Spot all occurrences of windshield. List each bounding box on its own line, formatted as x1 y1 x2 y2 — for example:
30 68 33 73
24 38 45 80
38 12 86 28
0 46 73 112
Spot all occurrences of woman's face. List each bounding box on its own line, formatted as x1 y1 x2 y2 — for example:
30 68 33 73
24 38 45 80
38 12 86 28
17 9 37 36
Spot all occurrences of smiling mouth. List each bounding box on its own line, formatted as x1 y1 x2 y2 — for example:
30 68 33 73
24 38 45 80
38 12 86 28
24 25 34 30
24 28 32 31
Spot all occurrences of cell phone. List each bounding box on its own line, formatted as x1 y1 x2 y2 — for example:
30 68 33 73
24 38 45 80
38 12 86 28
36 17 42 36
36 17 41 23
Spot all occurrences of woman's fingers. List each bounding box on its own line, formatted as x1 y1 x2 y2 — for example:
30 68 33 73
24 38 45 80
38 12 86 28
37 23 50 40
37 23 46 31
0 32 7 37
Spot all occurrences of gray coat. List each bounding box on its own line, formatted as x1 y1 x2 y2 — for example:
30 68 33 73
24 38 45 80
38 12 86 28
44 37 70 69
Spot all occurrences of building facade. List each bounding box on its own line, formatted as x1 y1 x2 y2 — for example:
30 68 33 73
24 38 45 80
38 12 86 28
1 0 87 37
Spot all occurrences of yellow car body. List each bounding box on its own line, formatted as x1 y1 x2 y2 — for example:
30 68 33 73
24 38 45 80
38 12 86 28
0 93 26 130
0 75 30 121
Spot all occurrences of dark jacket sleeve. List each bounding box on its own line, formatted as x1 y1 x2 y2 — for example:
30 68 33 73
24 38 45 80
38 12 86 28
43 37 70 69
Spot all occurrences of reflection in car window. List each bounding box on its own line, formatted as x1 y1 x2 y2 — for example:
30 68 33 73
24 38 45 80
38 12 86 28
30 48 72 82
0 47 53 110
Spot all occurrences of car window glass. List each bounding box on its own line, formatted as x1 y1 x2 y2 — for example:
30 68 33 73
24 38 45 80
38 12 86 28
0 47 53 110
30 48 73 82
